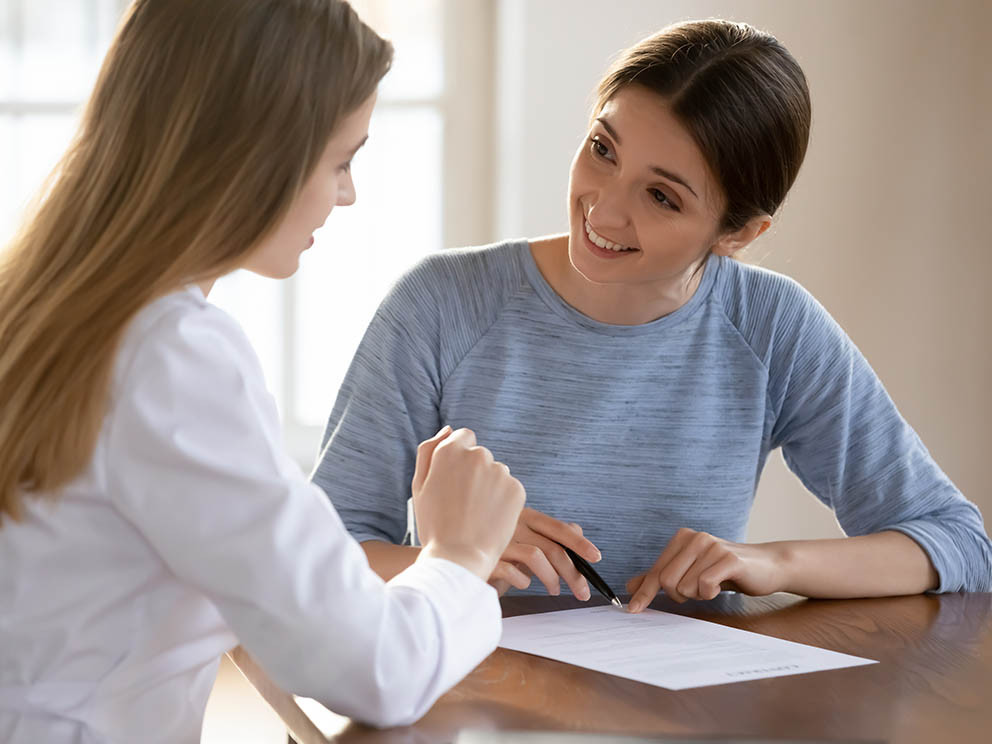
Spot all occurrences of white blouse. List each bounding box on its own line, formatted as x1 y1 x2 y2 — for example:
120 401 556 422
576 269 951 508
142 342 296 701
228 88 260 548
0 286 501 743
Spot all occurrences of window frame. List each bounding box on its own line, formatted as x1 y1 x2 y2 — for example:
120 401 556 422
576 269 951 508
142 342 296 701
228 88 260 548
271 0 496 469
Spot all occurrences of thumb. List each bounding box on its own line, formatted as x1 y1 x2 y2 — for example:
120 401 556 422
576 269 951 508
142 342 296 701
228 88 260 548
412 425 453 494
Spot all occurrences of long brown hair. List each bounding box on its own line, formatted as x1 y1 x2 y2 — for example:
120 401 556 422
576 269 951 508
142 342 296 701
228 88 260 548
0 0 392 523
595 20 811 232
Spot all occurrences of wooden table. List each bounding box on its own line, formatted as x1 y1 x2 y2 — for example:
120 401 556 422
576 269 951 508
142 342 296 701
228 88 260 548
231 591 992 743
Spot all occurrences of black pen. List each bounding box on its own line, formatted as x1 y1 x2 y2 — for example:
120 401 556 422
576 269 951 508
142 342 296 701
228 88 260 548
556 541 623 609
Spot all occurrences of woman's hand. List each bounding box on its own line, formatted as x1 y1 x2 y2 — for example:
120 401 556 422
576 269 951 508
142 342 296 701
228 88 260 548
488 507 602 600
626 527 786 612
411 426 526 581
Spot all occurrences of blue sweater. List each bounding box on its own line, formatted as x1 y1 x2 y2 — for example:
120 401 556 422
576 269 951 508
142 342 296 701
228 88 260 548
313 240 991 593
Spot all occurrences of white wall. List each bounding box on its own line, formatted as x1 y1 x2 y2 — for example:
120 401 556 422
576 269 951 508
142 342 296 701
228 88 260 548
493 0 992 542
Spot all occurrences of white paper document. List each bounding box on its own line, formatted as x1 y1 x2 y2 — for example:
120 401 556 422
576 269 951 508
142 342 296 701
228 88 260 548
499 605 875 690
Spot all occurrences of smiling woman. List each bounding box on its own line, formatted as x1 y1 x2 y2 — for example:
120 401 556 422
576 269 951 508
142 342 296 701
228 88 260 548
555 86 769 325
552 18 809 326
312 18 991 610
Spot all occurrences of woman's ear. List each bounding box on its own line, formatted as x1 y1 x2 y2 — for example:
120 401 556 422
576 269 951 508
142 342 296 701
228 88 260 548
711 214 772 257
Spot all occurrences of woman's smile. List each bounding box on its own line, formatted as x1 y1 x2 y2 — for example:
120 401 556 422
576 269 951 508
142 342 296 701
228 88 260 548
584 219 639 256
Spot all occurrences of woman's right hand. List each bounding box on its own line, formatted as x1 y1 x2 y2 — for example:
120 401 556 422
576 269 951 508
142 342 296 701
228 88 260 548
411 426 526 581
489 508 603 600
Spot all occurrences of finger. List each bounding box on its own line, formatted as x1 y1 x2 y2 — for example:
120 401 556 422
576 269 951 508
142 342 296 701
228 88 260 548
411 425 453 493
470 444 495 467
629 530 697 611
568 522 583 536
697 554 741 600
526 509 601 563
654 530 716 603
531 533 590 600
641 528 694 583
676 542 727 600
628 570 662 613
444 426 477 449
625 573 646 594
488 577 511 596
491 560 532 591
503 542 561 596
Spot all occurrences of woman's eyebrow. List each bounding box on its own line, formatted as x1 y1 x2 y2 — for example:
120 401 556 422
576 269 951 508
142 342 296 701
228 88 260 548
650 165 698 200
347 135 369 158
595 116 699 200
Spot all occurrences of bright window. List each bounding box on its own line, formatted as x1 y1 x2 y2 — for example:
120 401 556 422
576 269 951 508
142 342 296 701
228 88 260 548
0 0 125 242
209 0 452 466
1 0 491 469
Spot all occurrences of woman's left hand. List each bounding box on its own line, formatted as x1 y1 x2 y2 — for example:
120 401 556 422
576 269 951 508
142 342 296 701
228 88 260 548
625 528 787 613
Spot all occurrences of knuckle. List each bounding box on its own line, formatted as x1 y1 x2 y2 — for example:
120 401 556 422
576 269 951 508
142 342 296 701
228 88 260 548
471 445 494 463
523 545 543 563
690 531 713 549
431 438 456 459
705 541 727 560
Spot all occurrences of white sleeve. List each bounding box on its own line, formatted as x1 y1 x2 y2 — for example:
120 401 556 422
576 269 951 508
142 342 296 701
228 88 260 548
103 301 501 727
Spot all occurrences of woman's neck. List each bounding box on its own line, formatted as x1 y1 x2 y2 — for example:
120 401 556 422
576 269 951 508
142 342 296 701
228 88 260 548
528 234 706 326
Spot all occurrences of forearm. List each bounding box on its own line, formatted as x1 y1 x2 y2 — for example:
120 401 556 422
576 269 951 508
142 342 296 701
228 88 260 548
361 540 421 581
774 530 939 598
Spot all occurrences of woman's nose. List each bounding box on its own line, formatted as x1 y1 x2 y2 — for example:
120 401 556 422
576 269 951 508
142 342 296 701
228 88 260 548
585 190 628 231
337 172 357 207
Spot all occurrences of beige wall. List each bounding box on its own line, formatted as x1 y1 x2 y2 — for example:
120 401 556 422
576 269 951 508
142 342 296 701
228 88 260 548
492 0 992 542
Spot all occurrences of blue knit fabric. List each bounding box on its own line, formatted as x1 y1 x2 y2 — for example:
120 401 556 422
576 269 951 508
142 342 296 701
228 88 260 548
313 240 991 594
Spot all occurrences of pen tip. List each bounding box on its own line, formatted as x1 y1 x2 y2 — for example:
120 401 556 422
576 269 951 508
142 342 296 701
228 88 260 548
612 598 623 609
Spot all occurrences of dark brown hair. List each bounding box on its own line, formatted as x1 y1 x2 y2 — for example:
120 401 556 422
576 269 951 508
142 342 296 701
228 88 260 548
0 0 392 522
596 19 811 232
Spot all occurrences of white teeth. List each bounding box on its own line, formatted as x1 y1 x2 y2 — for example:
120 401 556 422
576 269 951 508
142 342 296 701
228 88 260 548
585 220 635 252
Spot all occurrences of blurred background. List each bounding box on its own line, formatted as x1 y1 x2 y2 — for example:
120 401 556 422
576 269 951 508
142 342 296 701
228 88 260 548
2 0 990 740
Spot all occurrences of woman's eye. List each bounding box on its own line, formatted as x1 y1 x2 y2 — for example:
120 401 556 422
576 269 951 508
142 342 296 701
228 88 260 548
650 188 679 211
589 137 612 160
339 161 352 174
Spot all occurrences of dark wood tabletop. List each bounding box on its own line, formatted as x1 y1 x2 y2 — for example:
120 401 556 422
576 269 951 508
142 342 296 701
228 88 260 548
232 591 992 744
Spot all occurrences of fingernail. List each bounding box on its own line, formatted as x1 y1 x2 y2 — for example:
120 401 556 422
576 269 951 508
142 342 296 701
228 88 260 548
579 587 590 601
629 600 642 613
592 550 602 562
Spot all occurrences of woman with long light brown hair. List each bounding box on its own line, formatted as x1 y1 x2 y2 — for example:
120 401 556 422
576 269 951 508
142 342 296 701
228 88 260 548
0 1 525 741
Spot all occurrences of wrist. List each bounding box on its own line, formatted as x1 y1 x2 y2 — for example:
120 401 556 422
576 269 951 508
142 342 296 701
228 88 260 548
418 541 494 581
765 540 798 594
